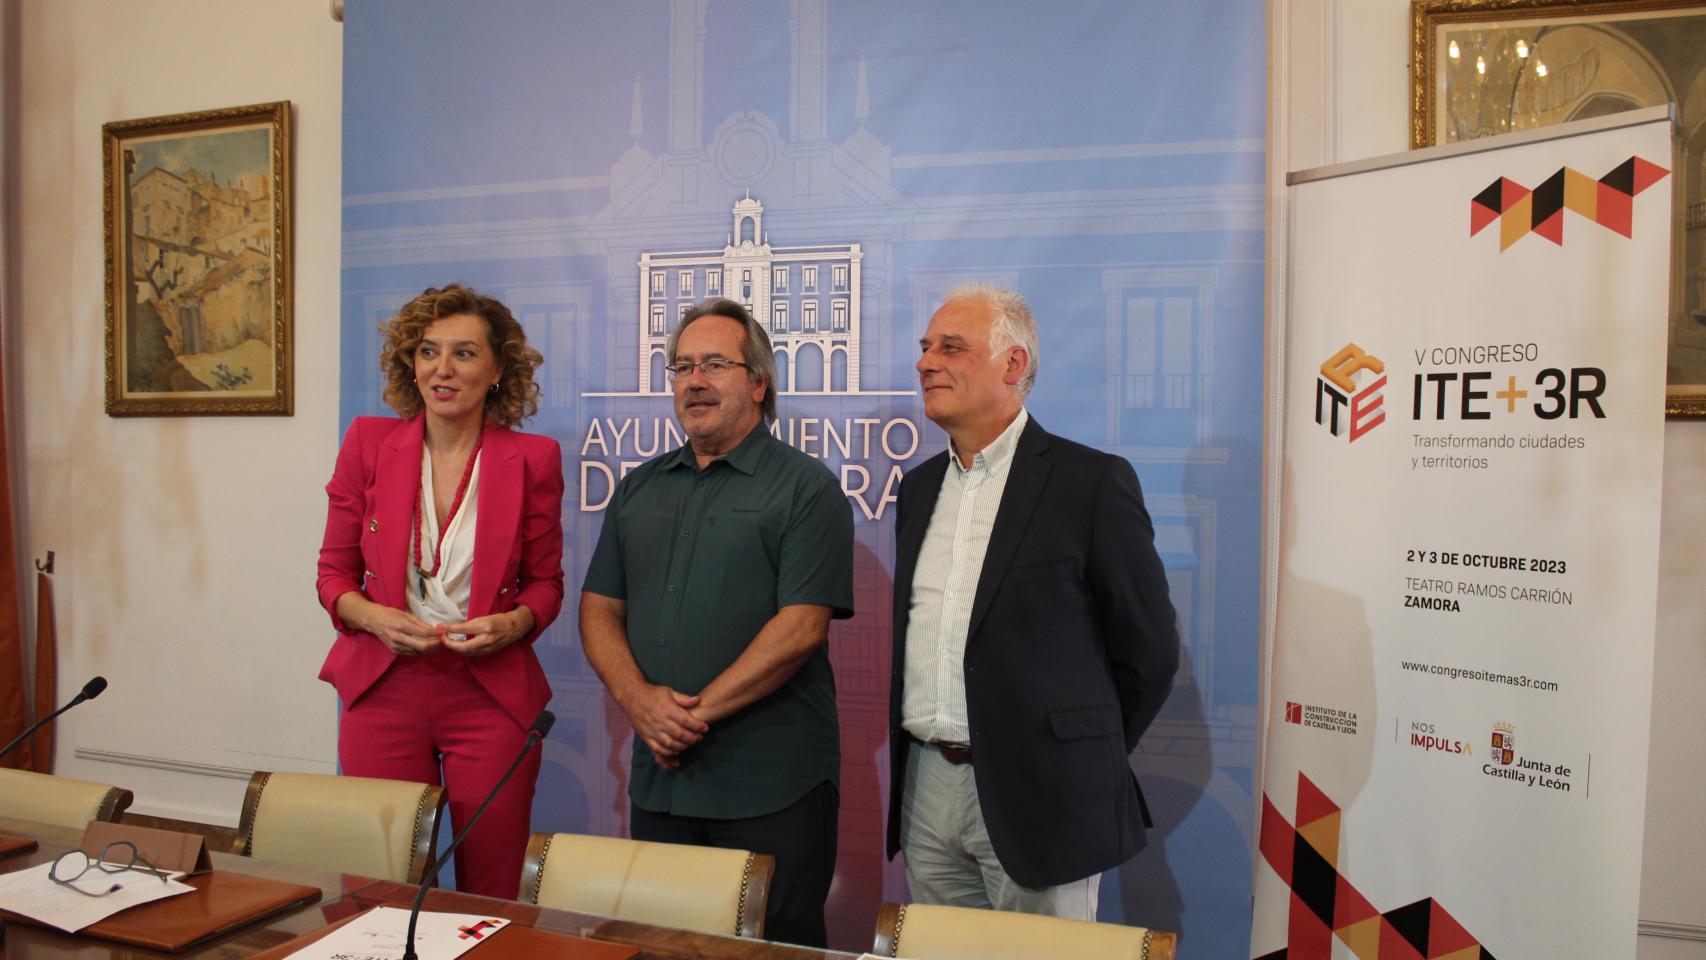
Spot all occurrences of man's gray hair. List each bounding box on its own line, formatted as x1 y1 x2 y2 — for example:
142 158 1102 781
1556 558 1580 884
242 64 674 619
668 298 779 422
942 283 1039 396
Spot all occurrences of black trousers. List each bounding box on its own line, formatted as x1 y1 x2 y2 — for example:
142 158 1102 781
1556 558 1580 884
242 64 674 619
630 779 839 948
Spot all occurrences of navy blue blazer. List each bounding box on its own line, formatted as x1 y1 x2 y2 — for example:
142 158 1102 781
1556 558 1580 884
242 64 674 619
886 416 1179 888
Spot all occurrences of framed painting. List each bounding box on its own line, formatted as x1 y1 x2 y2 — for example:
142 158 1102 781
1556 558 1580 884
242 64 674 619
103 101 292 415
1412 0 1706 416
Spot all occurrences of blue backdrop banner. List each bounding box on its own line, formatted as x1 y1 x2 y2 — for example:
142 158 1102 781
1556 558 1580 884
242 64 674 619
340 2 1264 954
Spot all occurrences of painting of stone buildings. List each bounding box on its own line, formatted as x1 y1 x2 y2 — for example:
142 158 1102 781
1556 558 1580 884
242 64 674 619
104 102 290 415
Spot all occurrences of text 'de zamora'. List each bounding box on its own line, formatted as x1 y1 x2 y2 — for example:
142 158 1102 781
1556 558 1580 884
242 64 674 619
577 415 923 520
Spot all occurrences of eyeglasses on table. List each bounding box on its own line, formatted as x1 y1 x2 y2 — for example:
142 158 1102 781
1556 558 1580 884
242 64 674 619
48 841 171 897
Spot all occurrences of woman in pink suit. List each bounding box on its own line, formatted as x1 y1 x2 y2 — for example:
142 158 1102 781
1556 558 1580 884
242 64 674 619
316 284 563 899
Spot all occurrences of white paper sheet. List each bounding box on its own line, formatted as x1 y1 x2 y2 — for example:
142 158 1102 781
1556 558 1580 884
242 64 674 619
287 906 512 960
0 860 195 933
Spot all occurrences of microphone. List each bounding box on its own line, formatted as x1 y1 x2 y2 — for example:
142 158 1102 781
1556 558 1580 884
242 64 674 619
0 676 108 761
402 710 553 960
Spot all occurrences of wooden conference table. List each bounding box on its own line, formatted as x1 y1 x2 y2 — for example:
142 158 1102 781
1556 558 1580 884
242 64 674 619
0 818 865 960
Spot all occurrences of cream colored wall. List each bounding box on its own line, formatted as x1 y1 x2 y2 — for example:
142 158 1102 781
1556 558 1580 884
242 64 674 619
1273 1 1706 954
7 0 343 823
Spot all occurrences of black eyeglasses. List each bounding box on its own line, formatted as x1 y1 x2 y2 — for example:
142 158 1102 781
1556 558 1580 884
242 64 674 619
665 358 749 380
49 841 170 897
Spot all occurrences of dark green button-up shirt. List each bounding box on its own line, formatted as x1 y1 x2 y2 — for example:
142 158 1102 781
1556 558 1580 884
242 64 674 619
582 423 853 819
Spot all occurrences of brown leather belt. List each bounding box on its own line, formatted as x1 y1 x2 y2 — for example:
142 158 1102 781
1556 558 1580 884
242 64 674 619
927 741 972 765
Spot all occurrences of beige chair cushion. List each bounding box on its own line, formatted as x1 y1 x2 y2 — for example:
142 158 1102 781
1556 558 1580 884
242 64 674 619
892 903 1157 960
531 834 756 936
241 772 439 883
0 768 131 829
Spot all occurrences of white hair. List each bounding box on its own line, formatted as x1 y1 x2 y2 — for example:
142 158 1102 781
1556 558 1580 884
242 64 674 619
942 283 1039 396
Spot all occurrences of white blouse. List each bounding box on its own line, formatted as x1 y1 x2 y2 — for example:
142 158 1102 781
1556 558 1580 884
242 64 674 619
407 446 481 635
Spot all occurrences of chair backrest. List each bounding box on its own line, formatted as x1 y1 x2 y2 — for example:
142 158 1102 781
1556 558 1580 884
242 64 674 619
0 768 133 829
521 832 774 939
234 771 446 884
872 902 1178 960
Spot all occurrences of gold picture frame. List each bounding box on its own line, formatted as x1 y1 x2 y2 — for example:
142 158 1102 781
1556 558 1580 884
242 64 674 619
103 101 292 416
1412 0 1706 416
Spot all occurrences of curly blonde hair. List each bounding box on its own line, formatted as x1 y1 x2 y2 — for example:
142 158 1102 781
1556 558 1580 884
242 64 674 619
379 284 543 428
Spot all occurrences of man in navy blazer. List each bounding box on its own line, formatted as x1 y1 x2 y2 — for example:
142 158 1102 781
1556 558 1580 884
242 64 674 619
886 284 1179 918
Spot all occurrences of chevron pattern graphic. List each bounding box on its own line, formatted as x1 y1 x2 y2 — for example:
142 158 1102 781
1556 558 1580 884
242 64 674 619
1470 157 1669 251
1255 773 1498 960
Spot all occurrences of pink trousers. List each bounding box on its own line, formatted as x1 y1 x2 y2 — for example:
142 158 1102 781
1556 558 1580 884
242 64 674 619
337 650 540 900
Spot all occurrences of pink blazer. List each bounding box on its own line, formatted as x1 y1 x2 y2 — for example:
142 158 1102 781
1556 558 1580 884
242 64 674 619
316 415 564 729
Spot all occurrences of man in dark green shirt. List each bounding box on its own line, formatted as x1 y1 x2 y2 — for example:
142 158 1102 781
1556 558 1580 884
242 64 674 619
580 298 854 948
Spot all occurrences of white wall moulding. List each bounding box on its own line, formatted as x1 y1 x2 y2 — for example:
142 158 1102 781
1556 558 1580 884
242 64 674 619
1639 920 1706 943
74 747 253 780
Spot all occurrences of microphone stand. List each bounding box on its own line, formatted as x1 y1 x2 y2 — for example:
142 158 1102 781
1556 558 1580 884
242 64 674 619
401 711 553 960
0 677 108 761
1 677 109 945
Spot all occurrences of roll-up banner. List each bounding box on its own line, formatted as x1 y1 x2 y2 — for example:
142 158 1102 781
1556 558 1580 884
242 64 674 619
1254 109 1671 960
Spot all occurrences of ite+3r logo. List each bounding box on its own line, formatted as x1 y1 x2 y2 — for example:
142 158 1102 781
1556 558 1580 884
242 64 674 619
1315 342 1386 442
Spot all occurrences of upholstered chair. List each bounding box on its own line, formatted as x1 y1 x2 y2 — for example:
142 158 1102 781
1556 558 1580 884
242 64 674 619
234 771 446 884
871 901 1178 960
0 768 133 829
520 832 774 938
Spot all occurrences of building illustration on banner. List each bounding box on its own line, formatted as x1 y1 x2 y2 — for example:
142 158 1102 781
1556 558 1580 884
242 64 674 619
600 194 914 398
